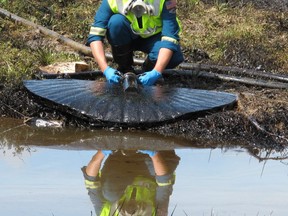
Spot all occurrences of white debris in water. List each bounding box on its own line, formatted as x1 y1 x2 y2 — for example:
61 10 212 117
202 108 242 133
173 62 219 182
35 119 63 128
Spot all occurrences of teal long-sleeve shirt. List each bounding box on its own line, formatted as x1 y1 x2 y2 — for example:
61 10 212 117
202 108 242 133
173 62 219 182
87 0 181 52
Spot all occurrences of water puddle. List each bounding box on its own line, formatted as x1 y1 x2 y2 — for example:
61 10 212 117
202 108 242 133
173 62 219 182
0 118 287 216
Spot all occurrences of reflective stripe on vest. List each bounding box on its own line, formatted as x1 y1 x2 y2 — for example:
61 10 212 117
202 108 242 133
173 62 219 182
89 26 107 36
156 172 176 186
84 179 101 189
161 36 179 45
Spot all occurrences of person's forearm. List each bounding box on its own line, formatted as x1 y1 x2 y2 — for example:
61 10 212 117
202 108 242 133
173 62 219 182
151 153 169 176
90 41 108 72
85 151 105 177
154 48 173 73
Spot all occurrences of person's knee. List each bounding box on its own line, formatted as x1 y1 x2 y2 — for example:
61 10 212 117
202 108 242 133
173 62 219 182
107 14 133 45
108 14 129 34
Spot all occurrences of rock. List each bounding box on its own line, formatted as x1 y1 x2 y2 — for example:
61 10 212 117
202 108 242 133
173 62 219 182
75 62 90 72
38 61 90 74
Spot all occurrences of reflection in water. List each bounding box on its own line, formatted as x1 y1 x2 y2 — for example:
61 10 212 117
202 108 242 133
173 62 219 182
81 150 179 216
1 118 288 216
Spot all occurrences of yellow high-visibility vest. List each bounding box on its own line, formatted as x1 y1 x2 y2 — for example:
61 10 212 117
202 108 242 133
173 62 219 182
107 0 165 38
100 176 157 215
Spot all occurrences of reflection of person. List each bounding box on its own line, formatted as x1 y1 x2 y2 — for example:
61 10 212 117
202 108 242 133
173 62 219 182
87 0 184 86
81 150 180 215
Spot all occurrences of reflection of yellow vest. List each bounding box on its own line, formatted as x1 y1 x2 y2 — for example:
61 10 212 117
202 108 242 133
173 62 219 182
100 177 157 216
107 0 165 38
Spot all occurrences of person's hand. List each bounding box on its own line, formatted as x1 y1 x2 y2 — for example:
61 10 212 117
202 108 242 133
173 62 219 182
100 150 113 156
104 66 122 83
138 69 162 86
137 150 157 157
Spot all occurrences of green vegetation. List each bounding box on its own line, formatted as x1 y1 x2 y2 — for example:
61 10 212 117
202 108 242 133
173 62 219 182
179 2 288 70
0 0 287 84
0 26 80 85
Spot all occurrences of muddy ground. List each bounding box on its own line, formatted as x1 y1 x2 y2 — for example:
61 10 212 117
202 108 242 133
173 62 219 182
0 0 287 151
1 70 287 151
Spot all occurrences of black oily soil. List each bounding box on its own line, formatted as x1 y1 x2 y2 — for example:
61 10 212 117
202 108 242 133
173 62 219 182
0 83 287 150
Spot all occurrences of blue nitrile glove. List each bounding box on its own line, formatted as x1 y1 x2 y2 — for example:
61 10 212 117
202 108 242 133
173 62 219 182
137 150 157 157
138 69 162 86
104 66 122 83
100 150 113 156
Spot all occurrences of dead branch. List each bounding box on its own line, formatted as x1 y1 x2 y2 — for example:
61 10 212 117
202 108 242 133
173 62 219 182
0 7 146 64
247 115 288 144
1 7 288 89
164 69 288 89
247 148 288 161
180 62 288 83
0 8 93 56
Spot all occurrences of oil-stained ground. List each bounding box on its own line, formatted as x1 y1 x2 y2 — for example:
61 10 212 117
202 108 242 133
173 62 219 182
0 0 287 150
1 74 287 150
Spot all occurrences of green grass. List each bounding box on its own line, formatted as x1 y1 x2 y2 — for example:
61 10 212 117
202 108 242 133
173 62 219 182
179 2 288 71
0 41 35 84
0 21 81 84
